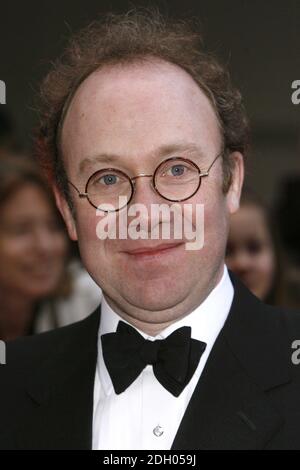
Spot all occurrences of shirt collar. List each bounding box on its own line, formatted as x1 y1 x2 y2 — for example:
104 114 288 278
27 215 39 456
98 264 234 395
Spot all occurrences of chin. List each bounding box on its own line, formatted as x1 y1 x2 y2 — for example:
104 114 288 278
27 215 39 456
122 282 189 313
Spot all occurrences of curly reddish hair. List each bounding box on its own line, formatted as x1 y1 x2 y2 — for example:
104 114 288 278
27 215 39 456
35 8 249 209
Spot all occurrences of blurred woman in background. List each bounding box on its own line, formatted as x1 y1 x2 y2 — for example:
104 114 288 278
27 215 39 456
0 155 101 341
226 189 284 305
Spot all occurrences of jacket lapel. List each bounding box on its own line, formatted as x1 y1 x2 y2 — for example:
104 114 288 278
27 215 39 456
15 308 100 450
172 274 290 450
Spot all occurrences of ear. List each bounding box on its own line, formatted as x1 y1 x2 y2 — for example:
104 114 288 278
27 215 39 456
225 152 244 215
53 185 78 241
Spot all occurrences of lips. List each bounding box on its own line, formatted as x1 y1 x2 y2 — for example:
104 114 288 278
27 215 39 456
123 242 184 256
23 261 60 277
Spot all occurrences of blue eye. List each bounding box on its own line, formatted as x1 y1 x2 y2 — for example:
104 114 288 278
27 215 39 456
100 174 118 185
169 165 185 176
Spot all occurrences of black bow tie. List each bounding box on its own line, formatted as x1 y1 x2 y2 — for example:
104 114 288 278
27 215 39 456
101 321 206 397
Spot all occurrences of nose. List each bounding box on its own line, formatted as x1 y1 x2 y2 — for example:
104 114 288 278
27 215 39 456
127 175 167 234
229 250 253 275
130 174 162 205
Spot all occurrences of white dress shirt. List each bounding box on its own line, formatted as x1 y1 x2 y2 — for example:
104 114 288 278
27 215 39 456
92 265 234 450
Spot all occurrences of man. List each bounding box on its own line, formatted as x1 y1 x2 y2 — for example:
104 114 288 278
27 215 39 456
1 9 300 450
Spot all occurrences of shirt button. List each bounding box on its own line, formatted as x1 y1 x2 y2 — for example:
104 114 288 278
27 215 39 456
153 425 164 437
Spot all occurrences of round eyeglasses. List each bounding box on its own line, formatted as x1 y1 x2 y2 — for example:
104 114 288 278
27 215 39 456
67 151 223 212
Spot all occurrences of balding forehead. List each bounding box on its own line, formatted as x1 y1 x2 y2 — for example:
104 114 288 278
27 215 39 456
65 59 211 115
60 58 222 176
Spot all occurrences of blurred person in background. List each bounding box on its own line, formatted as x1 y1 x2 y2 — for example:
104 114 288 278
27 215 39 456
226 188 284 305
0 154 101 341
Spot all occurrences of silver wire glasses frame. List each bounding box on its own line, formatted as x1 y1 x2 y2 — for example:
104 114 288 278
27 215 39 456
67 151 223 212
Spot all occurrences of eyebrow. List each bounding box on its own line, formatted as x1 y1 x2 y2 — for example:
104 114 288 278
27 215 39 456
78 141 206 176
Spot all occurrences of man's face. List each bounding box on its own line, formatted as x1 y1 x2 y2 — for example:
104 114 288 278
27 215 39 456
58 59 243 324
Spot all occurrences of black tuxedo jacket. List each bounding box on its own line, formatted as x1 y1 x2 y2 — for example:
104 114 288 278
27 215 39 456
1 273 300 450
